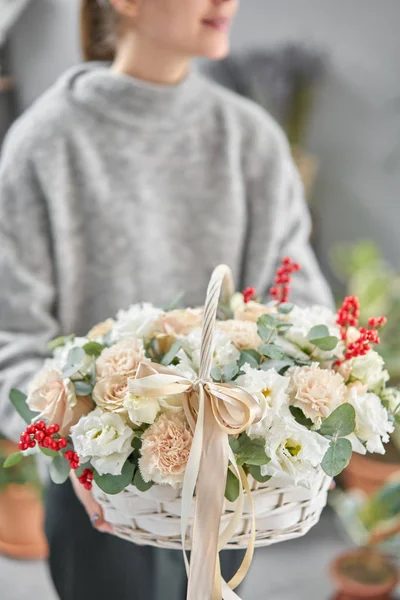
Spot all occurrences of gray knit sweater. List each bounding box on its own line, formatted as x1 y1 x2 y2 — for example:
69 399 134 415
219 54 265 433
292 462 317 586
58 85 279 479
0 63 332 439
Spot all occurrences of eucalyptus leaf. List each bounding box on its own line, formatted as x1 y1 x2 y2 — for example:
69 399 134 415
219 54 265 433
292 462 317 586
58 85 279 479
225 469 240 502
3 452 23 468
228 436 241 454
289 406 313 429
222 363 239 382
62 363 86 379
49 454 71 484
47 334 76 351
94 460 135 495
164 291 185 312
133 468 154 492
9 388 38 424
161 340 182 366
258 344 284 360
83 341 105 357
248 465 272 483
278 303 294 314
39 446 59 458
235 434 270 466
307 325 330 341
218 304 234 320
311 336 339 352
319 404 356 438
276 323 293 331
238 350 261 369
260 359 294 374
67 347 86 364
257 314 277 341
321 438 352 477
211 367 223 382
74 381 93 396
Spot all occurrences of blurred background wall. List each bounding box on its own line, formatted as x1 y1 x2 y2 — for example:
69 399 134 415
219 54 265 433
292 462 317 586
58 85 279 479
4 0 400 287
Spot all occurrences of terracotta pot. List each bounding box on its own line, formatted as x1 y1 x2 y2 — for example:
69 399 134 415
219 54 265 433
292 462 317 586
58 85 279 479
340 451 400 497
330 549 399 599
0 441 48 560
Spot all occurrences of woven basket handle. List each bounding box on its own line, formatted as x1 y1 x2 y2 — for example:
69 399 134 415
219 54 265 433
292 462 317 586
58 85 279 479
199 265 234 381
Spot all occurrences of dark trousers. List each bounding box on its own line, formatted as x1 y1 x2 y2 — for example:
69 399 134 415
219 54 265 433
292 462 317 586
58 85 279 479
45 479 244 600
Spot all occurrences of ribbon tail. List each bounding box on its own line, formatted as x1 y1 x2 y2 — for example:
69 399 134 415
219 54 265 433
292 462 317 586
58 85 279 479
187 391 229 600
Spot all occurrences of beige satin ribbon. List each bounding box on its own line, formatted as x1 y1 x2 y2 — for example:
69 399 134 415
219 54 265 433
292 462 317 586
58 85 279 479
129 361 261 600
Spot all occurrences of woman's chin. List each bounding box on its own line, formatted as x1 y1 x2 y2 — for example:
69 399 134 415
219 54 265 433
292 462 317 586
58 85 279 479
201 41 231 61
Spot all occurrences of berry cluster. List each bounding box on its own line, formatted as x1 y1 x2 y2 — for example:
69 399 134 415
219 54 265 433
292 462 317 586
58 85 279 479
78 468 94 491
64 450 80 470
242 287 256 303
368 316 387 329
337 296 360 336
18 421 68 452
270 257 301 304
344 327 381 361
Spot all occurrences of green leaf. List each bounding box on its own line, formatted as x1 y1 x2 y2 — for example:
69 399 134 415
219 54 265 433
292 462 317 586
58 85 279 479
222 363 239 382
257 315 277 341
39 446 59 458
307 325 330 341
276 323 293 331
161 340 182 366
74 381 93 396
319 404 356 438
312 336 339 352
211 367 223 382
49 454 71 484
83 342 105 357
218 304 234 320
47 334 75 351
228 436 241 454
278 303 294 314
258 344 284 360
238 350 261 369
61 347 86 379
235 434 270 467
260 359 294 374
3 452 24 468
134 468 154 492
9 389 38 424
248 465 272 483
395 413 400 426
289 406 313 429
164 291 185 312
321 438 352 477
225 469 240 502
93 460 135 495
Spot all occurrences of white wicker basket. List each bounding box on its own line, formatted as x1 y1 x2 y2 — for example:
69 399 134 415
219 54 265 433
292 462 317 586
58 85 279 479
92 264 331 551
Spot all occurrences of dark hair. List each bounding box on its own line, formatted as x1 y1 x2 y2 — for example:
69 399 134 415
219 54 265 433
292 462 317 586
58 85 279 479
80 0 117 61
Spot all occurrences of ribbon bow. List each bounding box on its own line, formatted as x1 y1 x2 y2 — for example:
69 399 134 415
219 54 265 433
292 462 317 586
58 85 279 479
129 360 262 600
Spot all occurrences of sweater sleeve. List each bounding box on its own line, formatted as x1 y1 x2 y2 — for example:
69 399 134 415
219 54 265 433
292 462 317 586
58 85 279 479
0 128 59 441
241 113 334 310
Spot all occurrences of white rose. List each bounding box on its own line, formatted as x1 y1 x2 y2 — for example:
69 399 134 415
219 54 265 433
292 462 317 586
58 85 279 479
349 351 389 393
347 387 394 454
123 392 160 426
111 302 163 343
285 305 343 361
180 328 240 372
262 416 330 488
236 364 290 435
71 408 134 475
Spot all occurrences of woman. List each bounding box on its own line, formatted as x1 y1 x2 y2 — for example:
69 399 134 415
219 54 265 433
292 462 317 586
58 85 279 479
0 0 333 598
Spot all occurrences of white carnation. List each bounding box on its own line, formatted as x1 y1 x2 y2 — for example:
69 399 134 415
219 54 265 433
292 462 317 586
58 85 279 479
347 387 394 454
284 305 343 361
71 408 134 475
349 350 389 393
180 328 240 373
111 303 163 343
236 364 290 435
261 416 330 488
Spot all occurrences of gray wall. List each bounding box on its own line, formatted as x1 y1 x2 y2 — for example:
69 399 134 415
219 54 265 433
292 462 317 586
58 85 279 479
7 0 400 283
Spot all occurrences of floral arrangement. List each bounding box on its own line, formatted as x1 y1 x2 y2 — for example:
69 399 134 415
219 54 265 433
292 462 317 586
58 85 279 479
5 258 399 502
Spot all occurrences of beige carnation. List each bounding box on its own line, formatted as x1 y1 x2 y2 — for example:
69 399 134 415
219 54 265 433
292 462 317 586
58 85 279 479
155 308 203 337
217 319 262 350
96 338 147 379
93 375 129 414
139 413 193 488
27 368 92 436
234 301 276 323
87 318 114 340
288 364 347 425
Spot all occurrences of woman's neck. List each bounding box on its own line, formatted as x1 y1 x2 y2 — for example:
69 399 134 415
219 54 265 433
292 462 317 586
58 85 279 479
112 34 191 86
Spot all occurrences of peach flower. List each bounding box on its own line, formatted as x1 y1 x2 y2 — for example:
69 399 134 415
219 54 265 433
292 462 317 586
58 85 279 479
287 364 347 425
96 338 147 379
87 318 115 340
155 308 203 337
139 412 193 488
217 319 262 350
27 368 92 436
93 375 129 414
234 301 276 323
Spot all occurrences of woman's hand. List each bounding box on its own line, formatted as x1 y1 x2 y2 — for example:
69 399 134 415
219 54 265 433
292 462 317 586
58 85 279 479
70 471 114 534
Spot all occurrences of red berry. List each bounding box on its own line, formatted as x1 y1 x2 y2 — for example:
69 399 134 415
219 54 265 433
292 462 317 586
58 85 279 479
83 482 92 491
51 440 59 451
28 440 36 448
18 442 28 451
35 430 45 442
27 424 36 434
43 436 52 447
73 453 79 462
35 421 46 431
65 451 73 460
70 461 79 470
58 438 67 449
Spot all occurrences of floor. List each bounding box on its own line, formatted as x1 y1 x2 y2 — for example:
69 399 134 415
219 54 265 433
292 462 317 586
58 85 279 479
0 509 398 600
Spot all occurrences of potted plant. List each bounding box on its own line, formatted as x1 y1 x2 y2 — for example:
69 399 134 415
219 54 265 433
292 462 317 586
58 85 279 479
0 436 48 559
331 479 400 599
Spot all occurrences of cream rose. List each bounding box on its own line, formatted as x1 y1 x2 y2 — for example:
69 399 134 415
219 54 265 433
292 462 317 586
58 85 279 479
155 308 203 337
349 350 390 393
139 413 193 488
71 408 134 476
234 301 276 323
287 364 347 425
96 338 147 379
87 318 115 340
93 375 129 414
27 367 92 436
123 392 160 426
217 319 262 350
